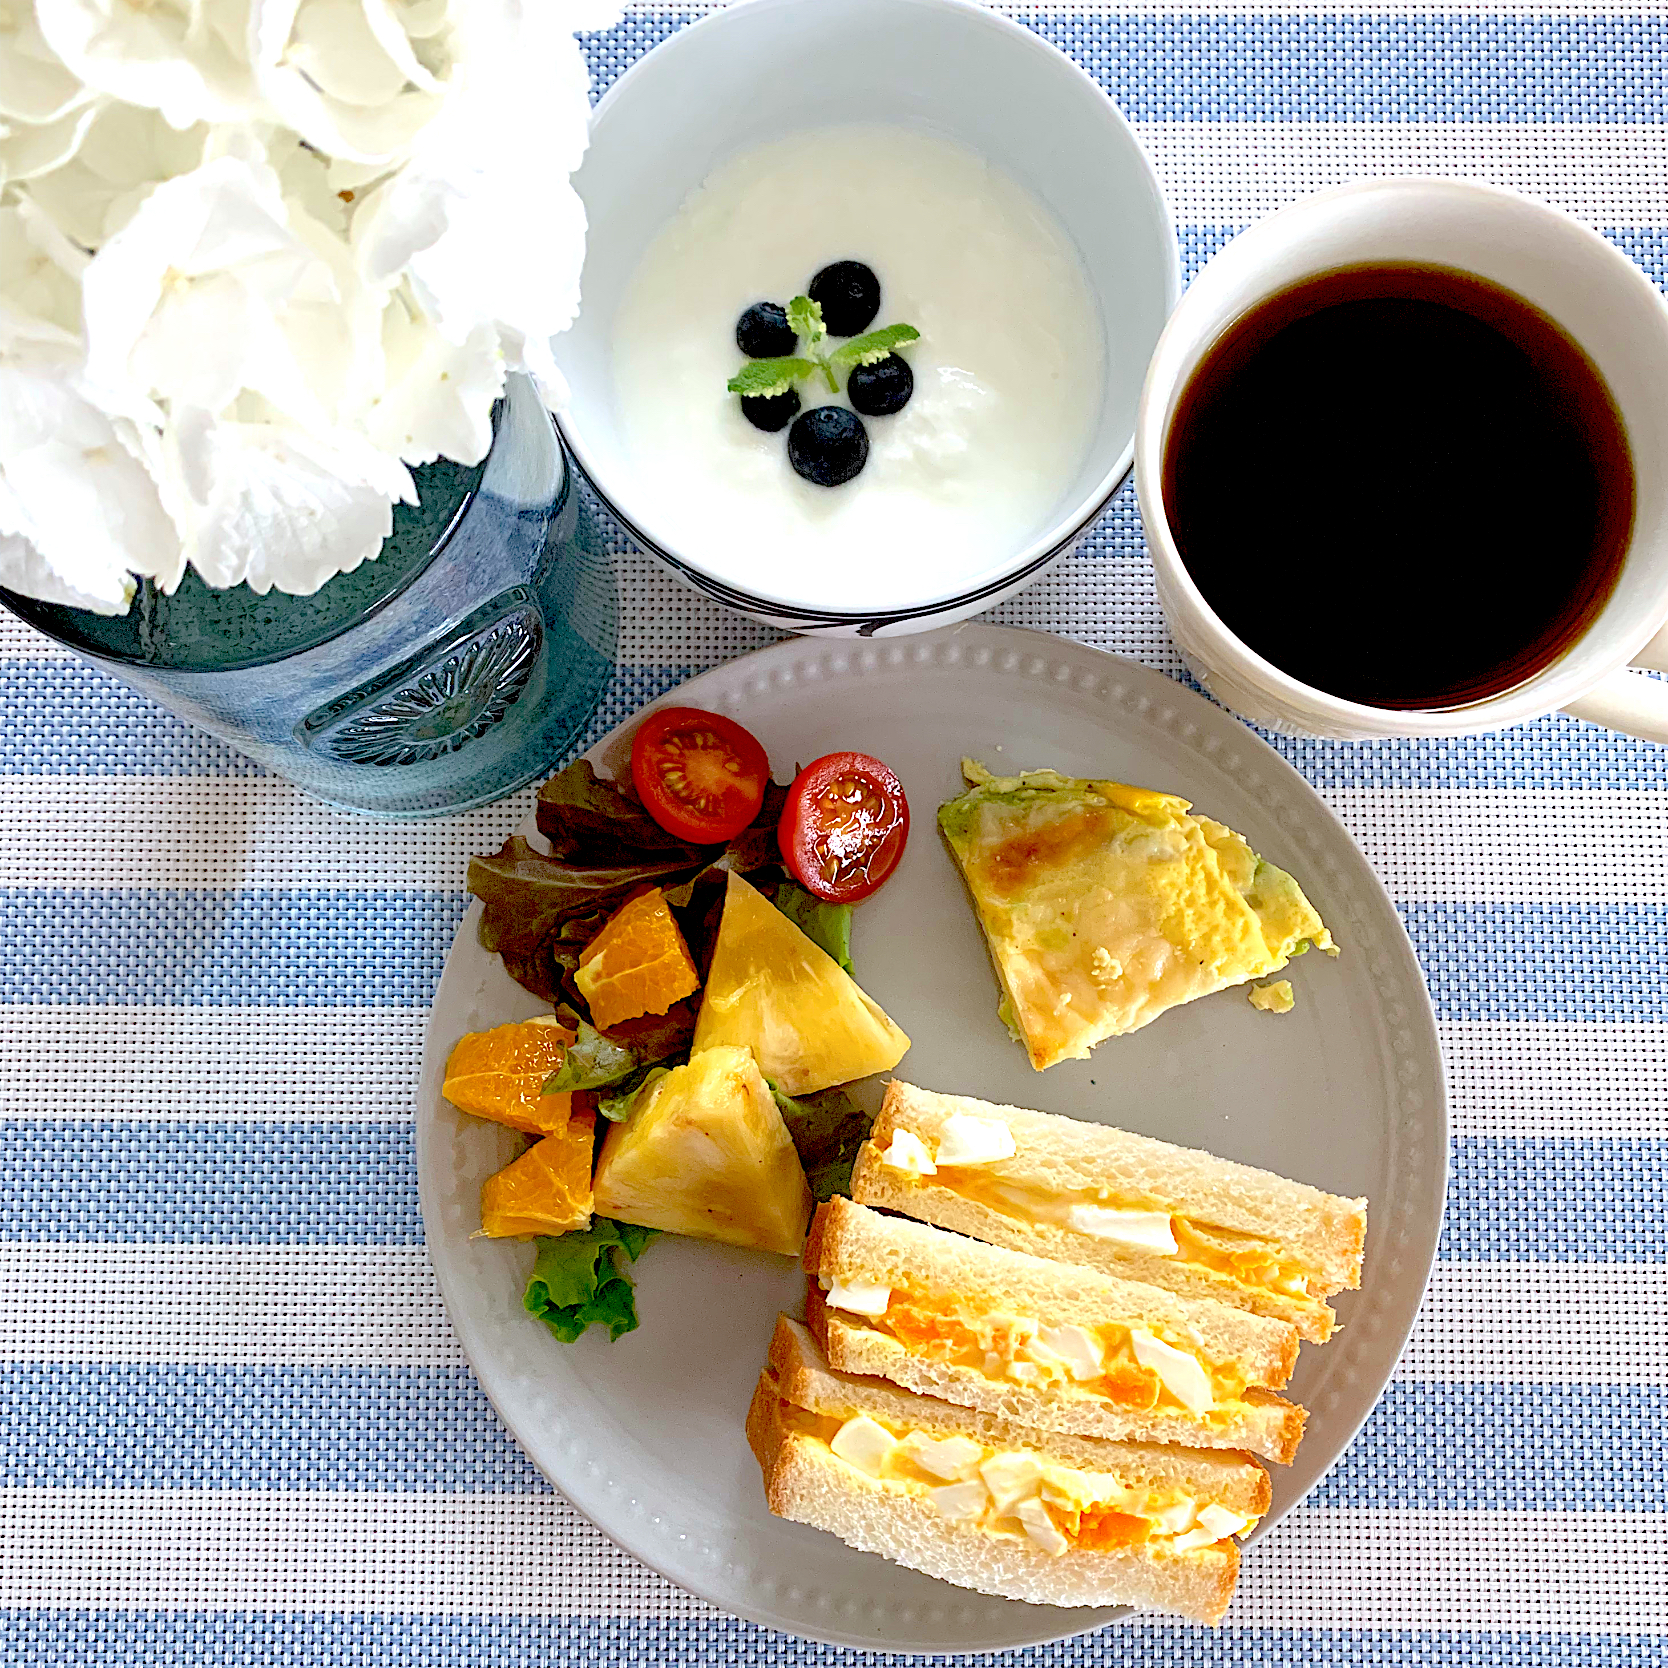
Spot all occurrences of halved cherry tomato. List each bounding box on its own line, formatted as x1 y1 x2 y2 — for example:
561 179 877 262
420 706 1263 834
631 707 770 843
779 751 909 903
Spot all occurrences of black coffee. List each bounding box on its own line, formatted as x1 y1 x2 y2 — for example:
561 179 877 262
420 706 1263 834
1161 263 1634 709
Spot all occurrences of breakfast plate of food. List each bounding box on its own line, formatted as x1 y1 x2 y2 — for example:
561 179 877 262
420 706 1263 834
415 622 1447 1651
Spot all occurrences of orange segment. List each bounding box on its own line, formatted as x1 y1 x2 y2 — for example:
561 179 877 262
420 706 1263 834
479 1106 596 1238
575 887 700 1031
443 1016 574 1135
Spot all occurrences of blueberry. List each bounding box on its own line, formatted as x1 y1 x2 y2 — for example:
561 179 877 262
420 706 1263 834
740 387 801 433
847 354 913 417
788 405 869 487
808 261 880 336
736 301 796 358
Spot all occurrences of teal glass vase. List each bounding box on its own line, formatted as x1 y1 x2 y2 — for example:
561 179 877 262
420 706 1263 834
0 377 617 817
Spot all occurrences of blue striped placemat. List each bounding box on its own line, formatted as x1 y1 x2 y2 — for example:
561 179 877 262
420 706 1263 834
1 3 1664 1662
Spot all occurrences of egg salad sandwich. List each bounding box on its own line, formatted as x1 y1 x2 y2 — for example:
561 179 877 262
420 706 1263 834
748 1316 1270 1622
938 761 1337 1070
804 1197 1306 1464
852 1083 1367 1343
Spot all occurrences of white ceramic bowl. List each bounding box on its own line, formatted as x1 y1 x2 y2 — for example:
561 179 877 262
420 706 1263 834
554 0 1179 636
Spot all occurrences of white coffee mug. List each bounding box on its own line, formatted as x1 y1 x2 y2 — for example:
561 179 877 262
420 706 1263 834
1134 178 1668 743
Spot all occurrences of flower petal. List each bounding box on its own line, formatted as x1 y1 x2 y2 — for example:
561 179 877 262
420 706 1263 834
288 0 409 107
80 147 328 421
352 2 593 390
358 0 446 94
0 96 101 182
0 4 95 124
0 357 182 610
252 0 440 163
366 292 501 465
168 406 414 593
0 200 85 346
25 101 209 245
36 0 259 129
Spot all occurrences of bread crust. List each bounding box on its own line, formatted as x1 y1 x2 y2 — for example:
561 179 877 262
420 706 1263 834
746 1366 1243 1622
865 1080 1366 1305
807 1196 1301 1390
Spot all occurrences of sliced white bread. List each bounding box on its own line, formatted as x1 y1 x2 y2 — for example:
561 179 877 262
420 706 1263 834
803 1199 1306 1465
768 1315 1271 1518
853 1081 1367 1342
806 1196 1301 1390
810 1298 1306 1465
747 1360 1245 1621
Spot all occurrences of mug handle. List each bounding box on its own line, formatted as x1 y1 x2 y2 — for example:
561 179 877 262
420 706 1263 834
1561 623 1668 744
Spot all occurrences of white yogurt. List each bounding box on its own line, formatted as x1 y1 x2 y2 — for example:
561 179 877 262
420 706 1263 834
610 125 1104 612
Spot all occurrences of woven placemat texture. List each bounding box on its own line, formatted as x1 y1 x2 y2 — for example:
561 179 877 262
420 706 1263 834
2 3 1665 1663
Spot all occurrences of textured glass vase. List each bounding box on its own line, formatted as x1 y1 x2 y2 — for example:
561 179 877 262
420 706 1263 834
0 377 617 817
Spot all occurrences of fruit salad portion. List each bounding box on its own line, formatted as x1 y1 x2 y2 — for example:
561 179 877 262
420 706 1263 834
444 709 914 1344
726 261 920 487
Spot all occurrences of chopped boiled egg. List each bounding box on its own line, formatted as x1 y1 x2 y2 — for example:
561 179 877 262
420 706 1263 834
1064 1204 1178 1255
879 1129 937 1176
935 1114 1017 1166
1129 1329 1214 1413
1013 1496 1069 1555
979 1451 1044 1511
1042 1467 1137 1513
823 1277 891 1316
928 1479 990 1522
829 1415 897 1477
1170 1524 1223 1554
1196 1503 1254 1540
1153 1497 1198 1535
1035 1323 1105 1382
898 1432 984 1481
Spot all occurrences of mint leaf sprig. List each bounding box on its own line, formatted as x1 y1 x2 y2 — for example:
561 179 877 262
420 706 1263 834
831 323 921 370
728 295 919 400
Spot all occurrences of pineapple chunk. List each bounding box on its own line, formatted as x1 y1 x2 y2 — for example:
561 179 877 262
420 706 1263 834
692 872 909 1094
591 1045 812 1256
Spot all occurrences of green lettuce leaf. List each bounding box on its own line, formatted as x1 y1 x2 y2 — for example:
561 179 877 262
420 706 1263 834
595 1062 673 1122
544 1020 642 1093
768 1082 873 1202
523 1218 661 1343
773 882 853 973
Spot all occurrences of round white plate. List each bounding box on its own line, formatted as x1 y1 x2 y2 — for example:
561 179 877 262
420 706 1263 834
416 623 1447 1653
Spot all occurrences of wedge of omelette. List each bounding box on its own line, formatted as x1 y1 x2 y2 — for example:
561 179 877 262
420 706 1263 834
939 761 1337 1069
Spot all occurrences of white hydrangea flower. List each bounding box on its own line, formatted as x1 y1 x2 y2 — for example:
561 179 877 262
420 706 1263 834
0 200 86 347
25 102 208 246
353 0 613 406
250 0 449 165
367 287 503 467
0 0 607 612
81 134 384 436
0 94 102 183
0 347 186 611
166 403 414 593
35 0 259 129
0 3 94 125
